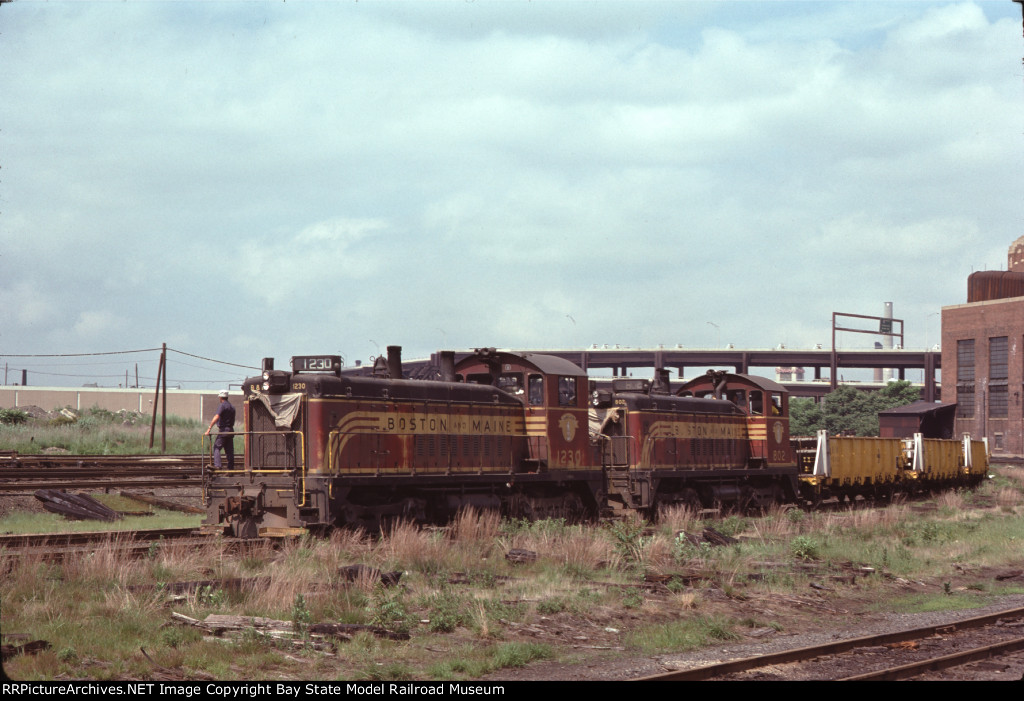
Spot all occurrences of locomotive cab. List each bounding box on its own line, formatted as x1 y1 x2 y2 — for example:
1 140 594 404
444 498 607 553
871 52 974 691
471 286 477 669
678 372 795 469
455 348 590 472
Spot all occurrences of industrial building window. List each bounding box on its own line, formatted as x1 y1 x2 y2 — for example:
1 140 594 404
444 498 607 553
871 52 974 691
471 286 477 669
957 388 974 419
957 340 975 382
956 340 975 419
990 386 1008 418
989 337 1008 418
990 337 1008 380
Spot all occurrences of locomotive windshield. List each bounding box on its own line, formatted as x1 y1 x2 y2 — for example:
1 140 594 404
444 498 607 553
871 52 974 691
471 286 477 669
497 373 525 396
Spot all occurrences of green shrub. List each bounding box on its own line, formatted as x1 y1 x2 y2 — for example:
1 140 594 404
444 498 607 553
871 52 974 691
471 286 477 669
790 535 820 561
292 593 312 638
607 518 646 563
370 585 411 634
424 590 470 633
0 408 30 425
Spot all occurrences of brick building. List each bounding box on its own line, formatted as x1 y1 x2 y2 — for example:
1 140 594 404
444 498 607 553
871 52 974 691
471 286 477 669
941 235 1024 457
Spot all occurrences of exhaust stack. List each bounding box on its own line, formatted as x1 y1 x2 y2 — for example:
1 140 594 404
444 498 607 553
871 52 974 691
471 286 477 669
387 345 403 380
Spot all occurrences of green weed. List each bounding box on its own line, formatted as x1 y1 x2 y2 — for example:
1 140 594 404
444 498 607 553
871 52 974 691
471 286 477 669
626 616 740 653
490 642 553 669
790 535 820 561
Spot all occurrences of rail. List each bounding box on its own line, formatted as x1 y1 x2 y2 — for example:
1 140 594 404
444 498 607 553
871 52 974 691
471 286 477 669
633 605 1024 681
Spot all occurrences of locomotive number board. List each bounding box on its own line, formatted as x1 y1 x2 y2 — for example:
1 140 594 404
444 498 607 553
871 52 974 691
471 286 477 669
291 355 342 373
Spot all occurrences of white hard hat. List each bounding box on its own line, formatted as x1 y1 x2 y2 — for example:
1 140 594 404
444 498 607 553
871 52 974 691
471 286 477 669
218 390 229 398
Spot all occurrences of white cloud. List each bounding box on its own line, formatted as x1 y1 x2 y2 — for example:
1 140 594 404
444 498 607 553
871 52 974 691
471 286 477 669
0 281 60 327
72 310 125 339
233 217 388 307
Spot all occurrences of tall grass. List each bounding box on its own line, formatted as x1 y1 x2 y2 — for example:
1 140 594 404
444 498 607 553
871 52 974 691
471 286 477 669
0 406 203 455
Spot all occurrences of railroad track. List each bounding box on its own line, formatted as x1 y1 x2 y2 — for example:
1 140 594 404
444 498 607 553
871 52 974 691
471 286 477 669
634 606 1024 681
0 453 207 469
0 453 212 491
0 527 213 560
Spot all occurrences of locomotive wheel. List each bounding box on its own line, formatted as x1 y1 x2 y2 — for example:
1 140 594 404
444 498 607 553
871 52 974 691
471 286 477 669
801 490 822 511
681 488 702 512
738 486 757 513
561 493 586 523
760 485 784 511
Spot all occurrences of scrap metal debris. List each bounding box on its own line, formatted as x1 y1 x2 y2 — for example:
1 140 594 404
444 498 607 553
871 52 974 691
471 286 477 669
1 638 51 662
34 489 121 521
170 612 409 643
119 491 206 515
338 564 402 587
505 548 538 564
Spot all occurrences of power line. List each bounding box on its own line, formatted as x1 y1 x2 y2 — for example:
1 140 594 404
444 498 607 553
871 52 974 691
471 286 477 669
0 347 258 370
167 348 259 371
0 348 162 358
0 346 257 387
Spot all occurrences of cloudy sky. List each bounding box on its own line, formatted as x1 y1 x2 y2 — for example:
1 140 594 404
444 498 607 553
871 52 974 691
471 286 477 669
1 1 1022 389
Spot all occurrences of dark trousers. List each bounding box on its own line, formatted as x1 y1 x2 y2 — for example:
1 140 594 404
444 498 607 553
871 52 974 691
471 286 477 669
213 433 234 469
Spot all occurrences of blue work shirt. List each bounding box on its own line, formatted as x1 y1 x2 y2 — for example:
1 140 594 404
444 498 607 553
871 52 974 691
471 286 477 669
216 400 235 432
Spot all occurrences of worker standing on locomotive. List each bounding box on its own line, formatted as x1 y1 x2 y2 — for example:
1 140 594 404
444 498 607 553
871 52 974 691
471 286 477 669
204 390 236 470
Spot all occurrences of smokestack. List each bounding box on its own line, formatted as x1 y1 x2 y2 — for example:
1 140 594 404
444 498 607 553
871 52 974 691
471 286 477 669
387 345 403 380
652 368 671 394
883 302 893 382
440 351 456 382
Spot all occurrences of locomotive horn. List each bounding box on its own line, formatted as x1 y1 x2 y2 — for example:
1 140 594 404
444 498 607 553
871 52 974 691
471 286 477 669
706 369 728 399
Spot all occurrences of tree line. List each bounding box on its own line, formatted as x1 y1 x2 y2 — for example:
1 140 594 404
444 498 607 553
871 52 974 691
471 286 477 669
789 380 921 437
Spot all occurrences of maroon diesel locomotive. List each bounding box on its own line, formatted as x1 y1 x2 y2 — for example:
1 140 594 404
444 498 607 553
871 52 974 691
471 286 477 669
202 346 799 538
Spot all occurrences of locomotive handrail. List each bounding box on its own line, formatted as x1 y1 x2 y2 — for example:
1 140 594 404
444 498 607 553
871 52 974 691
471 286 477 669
203 430 305 474
602 434 638 469
204 429 308 508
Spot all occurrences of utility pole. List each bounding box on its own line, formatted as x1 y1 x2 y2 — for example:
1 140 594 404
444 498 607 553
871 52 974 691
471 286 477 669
148 344 166 450
161 342 167 452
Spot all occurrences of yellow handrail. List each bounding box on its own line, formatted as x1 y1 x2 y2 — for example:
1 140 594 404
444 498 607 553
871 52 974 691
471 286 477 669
203 430 308 505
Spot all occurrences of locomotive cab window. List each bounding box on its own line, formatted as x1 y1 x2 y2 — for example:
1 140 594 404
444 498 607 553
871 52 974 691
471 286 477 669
770 393 784 416
726 389 746 407
498 372 525 397
558 376 577 406
466 372 492 385
528 374 544 406
749 390 764 415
